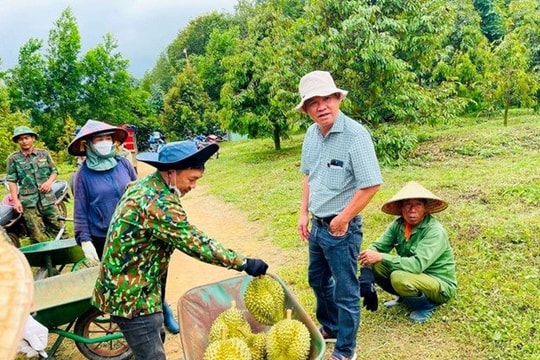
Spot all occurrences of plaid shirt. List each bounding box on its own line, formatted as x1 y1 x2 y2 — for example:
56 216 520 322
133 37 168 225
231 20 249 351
92 172 246 318
6 149 58 207
300 111 382 218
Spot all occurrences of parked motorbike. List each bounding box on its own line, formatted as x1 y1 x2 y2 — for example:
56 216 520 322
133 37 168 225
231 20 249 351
0 179 71 247
194 134 221 159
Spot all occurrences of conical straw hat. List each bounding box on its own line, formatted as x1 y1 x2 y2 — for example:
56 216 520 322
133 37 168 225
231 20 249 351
382 181 448 216
0 237 34 360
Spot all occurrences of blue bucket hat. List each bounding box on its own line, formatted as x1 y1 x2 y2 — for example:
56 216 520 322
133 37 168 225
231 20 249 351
136 140 218 171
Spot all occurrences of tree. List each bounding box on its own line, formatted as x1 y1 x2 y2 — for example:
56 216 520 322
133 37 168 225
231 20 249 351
219 0 305 150
3 38 47 124
79 33 136 124
0 86 32 172
161 65 217 140
486 34 539 125
42 7 83 150
473 0 506 42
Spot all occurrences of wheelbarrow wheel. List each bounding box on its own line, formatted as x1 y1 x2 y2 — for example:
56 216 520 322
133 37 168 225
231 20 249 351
74 307 133 360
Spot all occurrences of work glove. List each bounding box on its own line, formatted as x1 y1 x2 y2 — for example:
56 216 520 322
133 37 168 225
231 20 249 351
243 258 269 277
359 267 378 311
81 241 100 266
19 315 48 358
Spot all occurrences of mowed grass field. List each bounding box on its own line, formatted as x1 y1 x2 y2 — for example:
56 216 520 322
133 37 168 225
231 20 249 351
5 111 538 359
199 111 539 360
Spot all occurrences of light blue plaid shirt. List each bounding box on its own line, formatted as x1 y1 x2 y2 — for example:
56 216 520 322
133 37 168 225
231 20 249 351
300 111 382 218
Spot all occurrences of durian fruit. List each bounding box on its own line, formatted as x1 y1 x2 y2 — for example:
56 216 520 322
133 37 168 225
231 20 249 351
245 332 267 360
266 309 311 360
203 330 253 360
244 275 285 325
208 300 252 343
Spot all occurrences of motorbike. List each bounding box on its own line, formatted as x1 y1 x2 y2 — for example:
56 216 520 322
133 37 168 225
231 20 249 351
194 134 222 159
0 179 71 247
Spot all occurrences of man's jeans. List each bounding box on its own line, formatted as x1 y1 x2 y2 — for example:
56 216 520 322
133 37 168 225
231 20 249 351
112 313 166 360
308 217 362 358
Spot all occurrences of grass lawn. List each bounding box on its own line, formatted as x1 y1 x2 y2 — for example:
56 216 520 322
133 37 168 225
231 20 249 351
199 111 539 360
3 111 537 359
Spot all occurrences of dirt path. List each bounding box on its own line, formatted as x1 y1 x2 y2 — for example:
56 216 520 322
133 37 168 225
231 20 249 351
137 162 287 359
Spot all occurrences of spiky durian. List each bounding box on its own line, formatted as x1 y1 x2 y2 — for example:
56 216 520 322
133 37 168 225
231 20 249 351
244 275 285 325
203 337 253 360
246 332 266 360
266 309 311 360
208 300 252 343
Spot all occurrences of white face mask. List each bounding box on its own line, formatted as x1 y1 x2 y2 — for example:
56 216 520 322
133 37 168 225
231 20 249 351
93 140 113 156
168 170 182 196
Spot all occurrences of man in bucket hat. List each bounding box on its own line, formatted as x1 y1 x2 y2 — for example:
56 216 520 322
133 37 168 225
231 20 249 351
296 70 382 360
92 140 269 360
6 126 64 242
359 181 457 323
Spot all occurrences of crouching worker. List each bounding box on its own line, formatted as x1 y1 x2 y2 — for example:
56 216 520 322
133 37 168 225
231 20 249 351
92 141 269 360
359 181 457 323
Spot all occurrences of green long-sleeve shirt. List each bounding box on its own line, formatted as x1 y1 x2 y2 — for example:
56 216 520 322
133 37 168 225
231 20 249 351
368 214 457 299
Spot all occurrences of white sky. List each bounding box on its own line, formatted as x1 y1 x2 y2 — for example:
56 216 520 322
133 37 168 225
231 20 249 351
0 0 238 78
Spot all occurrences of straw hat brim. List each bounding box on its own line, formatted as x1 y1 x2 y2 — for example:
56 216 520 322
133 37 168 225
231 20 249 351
382 181 448 216
68 120 128 156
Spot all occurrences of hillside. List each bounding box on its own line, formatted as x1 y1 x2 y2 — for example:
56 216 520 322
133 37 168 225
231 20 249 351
200 112 540 360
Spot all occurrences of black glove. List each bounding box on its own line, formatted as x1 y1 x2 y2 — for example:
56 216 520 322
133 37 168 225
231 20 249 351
359 267 378 311
243 258 268 277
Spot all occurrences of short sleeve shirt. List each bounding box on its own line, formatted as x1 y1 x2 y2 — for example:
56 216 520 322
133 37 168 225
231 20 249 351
92 172 246 318
300 111 382 217
5 149 58 207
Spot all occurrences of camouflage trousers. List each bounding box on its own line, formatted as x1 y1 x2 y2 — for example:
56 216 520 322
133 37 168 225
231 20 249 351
22 204 64 243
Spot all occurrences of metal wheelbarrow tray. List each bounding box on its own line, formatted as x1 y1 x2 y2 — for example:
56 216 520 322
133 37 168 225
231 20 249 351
32 267 131 360
177 273 326 360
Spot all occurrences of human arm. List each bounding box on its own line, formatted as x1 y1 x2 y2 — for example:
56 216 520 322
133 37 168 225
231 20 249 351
73 168 92 244
297 175 310 241
147 189 266 273
359 220 400 266
37 152 58 193
328 184 380 236
8 181 23 213
362 218 449 274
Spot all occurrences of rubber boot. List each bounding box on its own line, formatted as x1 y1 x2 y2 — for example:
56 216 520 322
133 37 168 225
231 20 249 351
402 294 437 323
383 296 403 308
163 301 180 334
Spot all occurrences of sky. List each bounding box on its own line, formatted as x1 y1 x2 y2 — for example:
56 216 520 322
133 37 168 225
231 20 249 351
0 0 238 78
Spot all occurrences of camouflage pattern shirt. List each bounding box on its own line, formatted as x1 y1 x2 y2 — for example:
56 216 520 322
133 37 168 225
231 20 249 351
5 149 58 207
92 171 246 319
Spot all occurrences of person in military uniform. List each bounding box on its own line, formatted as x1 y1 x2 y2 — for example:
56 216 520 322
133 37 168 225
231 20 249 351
92 140 269 360
5 126 64 243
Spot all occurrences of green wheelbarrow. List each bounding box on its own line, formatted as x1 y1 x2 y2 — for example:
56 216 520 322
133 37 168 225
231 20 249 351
19 238 86 278
177 273 326 360
32 267 132 360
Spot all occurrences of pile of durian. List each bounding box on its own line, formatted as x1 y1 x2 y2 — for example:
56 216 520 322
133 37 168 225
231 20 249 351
203 275 312 360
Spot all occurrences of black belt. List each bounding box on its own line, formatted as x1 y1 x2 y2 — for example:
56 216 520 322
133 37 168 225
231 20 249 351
312 215 337 227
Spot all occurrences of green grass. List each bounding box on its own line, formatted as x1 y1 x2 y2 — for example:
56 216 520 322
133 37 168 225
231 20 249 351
199 113 540 360
3 114 538 359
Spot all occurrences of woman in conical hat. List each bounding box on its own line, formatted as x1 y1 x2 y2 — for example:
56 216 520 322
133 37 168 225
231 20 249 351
359 181 457 323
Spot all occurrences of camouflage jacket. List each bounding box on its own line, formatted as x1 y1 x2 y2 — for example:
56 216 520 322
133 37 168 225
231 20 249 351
92 171 246 319
5 149 58 207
